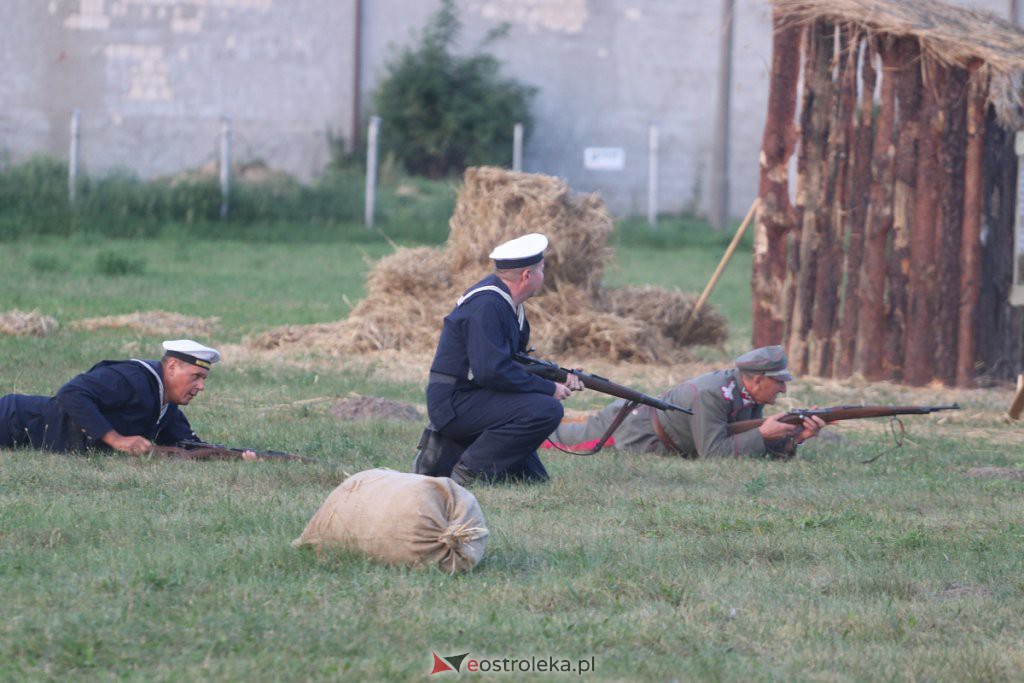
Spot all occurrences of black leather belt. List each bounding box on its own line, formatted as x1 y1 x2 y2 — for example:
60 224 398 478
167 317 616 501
428 371 459 385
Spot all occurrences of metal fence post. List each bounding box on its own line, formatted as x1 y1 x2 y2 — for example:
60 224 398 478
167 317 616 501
219 116 231 219
365 115 381 229
648 124 659 228
68 109 81 204
512 122 523 172
710 0 735 230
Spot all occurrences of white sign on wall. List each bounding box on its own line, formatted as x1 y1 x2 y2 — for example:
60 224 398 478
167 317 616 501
583 147 625 171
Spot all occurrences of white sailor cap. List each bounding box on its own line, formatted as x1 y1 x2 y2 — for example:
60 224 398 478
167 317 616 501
162 339 221 369
489 233 548 269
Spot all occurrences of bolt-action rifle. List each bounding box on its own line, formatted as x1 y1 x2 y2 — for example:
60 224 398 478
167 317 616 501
725 404 961 435
515 352 693 455
151 439 318 463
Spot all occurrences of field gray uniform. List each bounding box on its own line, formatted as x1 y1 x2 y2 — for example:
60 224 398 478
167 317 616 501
549 368 794 458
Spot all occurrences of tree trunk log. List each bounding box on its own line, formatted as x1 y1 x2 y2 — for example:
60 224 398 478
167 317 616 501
956 61 987 387
882 37 921 382
753 11 802 347
934 66 969 386
809 24 857 377
834 36 875 378
977 109 1023 381
903 59 945 386
787 20 834 374
854 38 898 380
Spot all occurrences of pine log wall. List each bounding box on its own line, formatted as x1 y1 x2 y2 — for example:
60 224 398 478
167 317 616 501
752 12 1022 386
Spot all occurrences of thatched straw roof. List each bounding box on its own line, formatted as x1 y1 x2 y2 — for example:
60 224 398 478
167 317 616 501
773 0 1024 122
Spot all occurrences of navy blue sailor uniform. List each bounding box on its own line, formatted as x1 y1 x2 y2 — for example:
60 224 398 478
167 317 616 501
0 359 197 452
426 274 563 481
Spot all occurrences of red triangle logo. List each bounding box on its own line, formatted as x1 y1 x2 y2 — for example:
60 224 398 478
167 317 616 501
430 652 455 674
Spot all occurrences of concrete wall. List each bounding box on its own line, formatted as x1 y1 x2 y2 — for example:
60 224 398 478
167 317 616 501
0 0 356 182
0 0 1016 217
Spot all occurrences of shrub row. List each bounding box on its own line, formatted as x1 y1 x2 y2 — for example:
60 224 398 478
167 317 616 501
0 156 456 244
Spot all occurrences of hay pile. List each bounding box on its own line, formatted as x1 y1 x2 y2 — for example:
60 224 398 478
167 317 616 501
250 167 726 363
71 311 219 337
0 309 59 337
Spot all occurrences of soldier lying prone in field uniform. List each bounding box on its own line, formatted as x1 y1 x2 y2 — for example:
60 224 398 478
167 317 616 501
545 346 825 459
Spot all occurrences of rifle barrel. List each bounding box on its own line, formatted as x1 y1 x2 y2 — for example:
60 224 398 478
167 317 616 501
515 353 693 414
726 404 961 435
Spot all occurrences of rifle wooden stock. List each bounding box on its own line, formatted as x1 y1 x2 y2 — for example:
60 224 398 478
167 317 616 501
515 353 693 415
152 440 318 463
726 404 961 435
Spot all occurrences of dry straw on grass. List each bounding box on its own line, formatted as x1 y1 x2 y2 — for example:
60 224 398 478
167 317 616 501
0 309 59 337
250 167 726 363
71 311 220 337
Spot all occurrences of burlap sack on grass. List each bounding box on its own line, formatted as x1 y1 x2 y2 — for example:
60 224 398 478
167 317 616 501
292 468 488 574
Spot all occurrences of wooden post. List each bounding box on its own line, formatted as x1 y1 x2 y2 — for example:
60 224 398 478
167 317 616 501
808 23 856 377
934 66 969 386
976 110 1023 381
1009 374 1024 419
956 60 988 386
884 37 922 381
787 20 833 374
835 35 875 378
855 38 898 380
752 11 802 347
903 59 945 386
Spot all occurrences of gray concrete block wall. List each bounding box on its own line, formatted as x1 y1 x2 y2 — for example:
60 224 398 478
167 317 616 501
1 0 357 182
0 0 1016 217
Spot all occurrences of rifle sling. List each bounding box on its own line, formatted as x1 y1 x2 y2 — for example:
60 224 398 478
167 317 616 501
650 409 684 455
546 400 638 456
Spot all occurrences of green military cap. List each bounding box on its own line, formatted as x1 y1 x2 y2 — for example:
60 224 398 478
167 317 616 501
734 345 794 382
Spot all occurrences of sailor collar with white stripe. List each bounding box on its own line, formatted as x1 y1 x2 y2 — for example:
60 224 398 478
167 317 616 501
457 283 526 330
132 359 170 422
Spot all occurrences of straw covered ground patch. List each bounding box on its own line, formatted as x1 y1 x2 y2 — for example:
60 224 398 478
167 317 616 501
0 309 59 337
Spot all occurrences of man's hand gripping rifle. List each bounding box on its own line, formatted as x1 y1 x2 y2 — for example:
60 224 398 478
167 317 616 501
515 352 693 455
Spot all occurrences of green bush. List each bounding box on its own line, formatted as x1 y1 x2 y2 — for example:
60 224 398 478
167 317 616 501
372 0 536 178
94 250 147 276
0 156 74 237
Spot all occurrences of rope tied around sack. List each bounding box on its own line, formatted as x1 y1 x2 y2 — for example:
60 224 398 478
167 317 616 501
439 522 489 574
438 522 488 549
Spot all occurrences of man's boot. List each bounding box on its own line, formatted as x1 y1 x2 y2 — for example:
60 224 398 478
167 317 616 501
449 461 479 487
412 425 444 475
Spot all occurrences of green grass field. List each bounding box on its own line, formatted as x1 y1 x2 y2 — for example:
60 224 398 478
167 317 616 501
2 232 1023 681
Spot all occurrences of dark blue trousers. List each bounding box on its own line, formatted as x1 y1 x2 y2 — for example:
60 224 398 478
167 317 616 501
0 394 48 448
440 389 563 482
